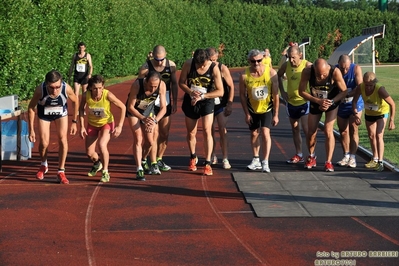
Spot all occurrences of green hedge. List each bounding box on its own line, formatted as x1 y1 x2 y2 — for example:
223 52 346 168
1 0 397 99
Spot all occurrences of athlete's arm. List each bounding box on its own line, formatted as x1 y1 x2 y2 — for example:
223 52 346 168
270 68 280 127
170 62 179 114
138 61 149 79
87 53 93 78
221 64 234 116
66 83 79 135
239 72 252 125
203 63 223 99
27 86 42 143
277 61 288 101
156 81 168 122
79 91 87 138
332 67 348 103
107 91 126 137
127 80 146 121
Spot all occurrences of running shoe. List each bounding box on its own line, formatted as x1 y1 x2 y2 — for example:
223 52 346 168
304 155 317 169
211 155 218 165
100 171 110 182
204 164 213 176
188 157 198 171
324 161 334 172
142 160 152 174
36 165 48 180
157 159 171 171
347 157 357 168
88 161 103 177
374 162 384 172
150 163 161 175
261 160 270 173
365 160 378 169
286 154 304 164
57 172 69 184
136 169 145 181
247 158 262 170
222 159 231 169
336 156 350 166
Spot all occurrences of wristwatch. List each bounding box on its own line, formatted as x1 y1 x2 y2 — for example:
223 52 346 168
72 119 78 123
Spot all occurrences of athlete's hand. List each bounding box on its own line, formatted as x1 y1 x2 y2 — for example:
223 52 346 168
70 123 77 135
245 114 252 125
172 103 178 114
29 131 36 143
112 125 122 138
272 115 279 127
80 128 88 139
280 91 288 102
224 104 232 117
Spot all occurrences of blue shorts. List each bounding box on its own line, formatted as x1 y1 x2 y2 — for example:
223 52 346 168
338 101 364 119
286 102 309 120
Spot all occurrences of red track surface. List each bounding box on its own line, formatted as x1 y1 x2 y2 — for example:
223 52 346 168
1 69 398 266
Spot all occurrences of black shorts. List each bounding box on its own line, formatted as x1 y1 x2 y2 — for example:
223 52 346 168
154 104 172 118
365 114 387 122
74 74 89 85
182 94 214 119
309 101 339 115
248 111 273 131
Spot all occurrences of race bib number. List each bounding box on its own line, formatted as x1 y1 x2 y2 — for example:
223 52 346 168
76 63 86 73
137 100 150 110
312 89 328 99
44 106 63 116
365 102 379 111
155 91 170 107
89 107 106 118
251 86 268 101
214 97 221 105
191 85 207 94
343 96 353 103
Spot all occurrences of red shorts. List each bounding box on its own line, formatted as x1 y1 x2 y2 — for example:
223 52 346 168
87 122 115 137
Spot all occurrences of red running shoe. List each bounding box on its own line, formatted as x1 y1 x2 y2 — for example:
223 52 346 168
57 172 70 184
188 157 198 171
286 154 304 164
304 155 317 169
324 161 334 172
36 165 48 180
203 164 213 176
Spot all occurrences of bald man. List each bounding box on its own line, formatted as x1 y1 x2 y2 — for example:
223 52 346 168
138 45 178 172
335 55 363 168
298 58 347 172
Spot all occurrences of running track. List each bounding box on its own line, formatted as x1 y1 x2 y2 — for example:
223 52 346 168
0 68 398 266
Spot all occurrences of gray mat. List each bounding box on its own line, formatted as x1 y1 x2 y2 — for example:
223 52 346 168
233 170 399 217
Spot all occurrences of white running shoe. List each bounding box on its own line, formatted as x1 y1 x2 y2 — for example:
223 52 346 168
336 156 350 166
247 158 261 170
262 160 270 173
347 157 357 168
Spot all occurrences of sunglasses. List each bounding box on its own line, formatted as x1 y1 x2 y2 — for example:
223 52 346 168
250 59 263 64
154 57 165 62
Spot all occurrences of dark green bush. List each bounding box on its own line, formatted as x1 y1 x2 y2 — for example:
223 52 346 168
1 0 397 99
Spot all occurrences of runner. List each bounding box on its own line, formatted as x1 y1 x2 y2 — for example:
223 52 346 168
298 58 347 172
138 45 178 171
335 54 364 168
239 49 279 173
179 48 224 176
28 70 79 184
352 71 395 171
278 45 312 164
79 75 126 182
126 71 167 181
206 47 235 169
68 42 93 97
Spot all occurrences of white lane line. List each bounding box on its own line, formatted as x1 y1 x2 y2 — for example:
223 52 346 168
201 175 270 266
351 217 399 246
85 183 102 266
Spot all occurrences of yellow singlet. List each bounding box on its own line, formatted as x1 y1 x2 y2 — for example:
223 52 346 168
244 67 273 114
286 59 308 106
86 89 114 127
360 83 389 116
